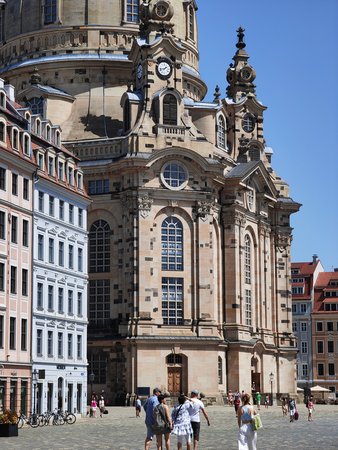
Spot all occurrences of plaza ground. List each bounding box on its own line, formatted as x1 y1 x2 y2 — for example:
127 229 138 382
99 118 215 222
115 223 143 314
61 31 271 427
1 403 338 449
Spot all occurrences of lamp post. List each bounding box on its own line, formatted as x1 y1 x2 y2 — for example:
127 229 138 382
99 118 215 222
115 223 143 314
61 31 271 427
269 372 274 406
32 369 38 415
89 372 95 401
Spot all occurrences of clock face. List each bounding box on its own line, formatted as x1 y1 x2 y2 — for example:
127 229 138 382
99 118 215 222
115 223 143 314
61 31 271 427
157 60 172 79
137 64 143 80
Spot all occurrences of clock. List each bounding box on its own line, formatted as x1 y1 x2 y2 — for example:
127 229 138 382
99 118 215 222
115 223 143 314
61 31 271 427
156 58 172 80
136 63 143 80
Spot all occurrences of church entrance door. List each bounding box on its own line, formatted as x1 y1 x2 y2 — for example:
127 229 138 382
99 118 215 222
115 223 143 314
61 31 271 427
168 367 182 395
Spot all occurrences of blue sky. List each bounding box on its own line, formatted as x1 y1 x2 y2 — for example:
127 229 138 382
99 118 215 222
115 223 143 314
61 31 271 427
197 0 338 271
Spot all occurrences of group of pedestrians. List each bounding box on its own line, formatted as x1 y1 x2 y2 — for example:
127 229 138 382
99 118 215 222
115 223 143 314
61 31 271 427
143 388 210 450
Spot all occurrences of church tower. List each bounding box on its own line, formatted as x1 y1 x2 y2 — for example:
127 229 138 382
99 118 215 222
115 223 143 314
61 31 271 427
0 1 300 404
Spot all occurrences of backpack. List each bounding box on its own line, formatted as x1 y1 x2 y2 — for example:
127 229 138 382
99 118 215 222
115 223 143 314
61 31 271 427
152 404 171 434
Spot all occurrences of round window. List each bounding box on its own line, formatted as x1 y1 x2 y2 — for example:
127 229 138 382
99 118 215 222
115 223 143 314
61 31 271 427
161 162 188 190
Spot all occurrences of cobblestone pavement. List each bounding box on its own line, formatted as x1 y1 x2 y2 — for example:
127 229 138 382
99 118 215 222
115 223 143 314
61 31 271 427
1 404 338 449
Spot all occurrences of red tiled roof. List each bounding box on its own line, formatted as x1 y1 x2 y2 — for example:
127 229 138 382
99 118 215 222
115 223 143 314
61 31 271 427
291 261 321 275
315 272 338 288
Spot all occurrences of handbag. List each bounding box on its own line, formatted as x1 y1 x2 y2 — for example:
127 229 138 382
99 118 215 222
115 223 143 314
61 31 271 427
294 410 299 421
252 414 263 431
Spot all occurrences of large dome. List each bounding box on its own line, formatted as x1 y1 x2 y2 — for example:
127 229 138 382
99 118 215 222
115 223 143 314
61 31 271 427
0 0 205 140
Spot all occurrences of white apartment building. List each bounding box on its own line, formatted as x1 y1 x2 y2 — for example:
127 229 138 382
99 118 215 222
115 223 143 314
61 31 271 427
31 120 90 415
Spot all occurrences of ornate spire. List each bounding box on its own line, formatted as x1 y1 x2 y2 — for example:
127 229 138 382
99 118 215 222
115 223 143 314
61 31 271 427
213 85 221 103
226 27 256 101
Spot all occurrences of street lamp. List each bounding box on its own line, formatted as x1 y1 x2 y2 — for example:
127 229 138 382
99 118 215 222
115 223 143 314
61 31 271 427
269 372 274 406
32 369 38 415
89 372 95 400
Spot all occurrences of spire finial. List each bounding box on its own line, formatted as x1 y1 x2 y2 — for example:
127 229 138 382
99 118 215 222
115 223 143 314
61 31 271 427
236 26 246 50
214 85 221 102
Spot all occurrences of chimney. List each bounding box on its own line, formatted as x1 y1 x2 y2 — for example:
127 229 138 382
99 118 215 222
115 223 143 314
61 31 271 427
4 84 15 102
312 254 318 264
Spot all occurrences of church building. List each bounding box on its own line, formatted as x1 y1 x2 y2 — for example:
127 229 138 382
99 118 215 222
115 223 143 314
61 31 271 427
0 0 300 404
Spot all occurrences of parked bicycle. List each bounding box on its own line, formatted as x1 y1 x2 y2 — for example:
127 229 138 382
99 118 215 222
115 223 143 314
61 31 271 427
17 412 40 428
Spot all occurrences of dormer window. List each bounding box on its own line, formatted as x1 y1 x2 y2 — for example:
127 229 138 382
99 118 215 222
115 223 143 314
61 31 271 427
45 0 57 25
0 91 5 108
48 156 55 176
163 94 177 126
77 172 83 190
36 119 41 136
68 167 74 185
55 130 61 147
58 161 64 181
23 133 30 156
217 116 226 149
46 125 51 141
12 128 19 150
126 0 139 23
38 153 44 170
0 121 6 143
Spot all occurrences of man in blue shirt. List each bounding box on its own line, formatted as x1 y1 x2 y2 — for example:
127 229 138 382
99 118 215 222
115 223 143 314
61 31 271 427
144 387 161 450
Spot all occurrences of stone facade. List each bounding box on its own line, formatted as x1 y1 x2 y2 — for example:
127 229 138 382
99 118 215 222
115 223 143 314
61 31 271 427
0 1 300 404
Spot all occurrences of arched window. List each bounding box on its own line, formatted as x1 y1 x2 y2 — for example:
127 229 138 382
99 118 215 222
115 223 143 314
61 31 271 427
126 0 139 23
217 116 226 149
26 97 44 116
123 100 131 132
188 5 195 40
218 356 223 384
89 220 111 273
163 94 177 126
36 119 41 136
23 134 30 155
55 130 61 147
0 92 5 108
161 216 183 271
244 235 251 284
46 125 51 141
249 146 260 161
12 128 19 150
45 0 57 25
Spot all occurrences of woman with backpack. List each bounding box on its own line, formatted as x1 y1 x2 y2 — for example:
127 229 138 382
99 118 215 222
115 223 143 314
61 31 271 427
152 395 172 450
171 394 193 450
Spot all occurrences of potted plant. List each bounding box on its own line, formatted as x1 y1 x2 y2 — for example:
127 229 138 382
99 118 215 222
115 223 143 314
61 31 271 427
0 410 19 437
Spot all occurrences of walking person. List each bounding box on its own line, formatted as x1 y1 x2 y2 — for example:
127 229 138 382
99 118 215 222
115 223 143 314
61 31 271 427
171 394 193 450
234 391 241 417
136 395 142 418
144 388 161 450
238 393 257 450
188 390 210 450
91 395 98 418
307 396 315 421
152 395 172 450
255 392 261 411
288 397 296 422
98 394 105 417
264 394 269 408
281 398 288 416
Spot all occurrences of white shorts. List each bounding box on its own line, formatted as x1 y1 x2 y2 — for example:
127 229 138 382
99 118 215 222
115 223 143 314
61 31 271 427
177 434 191 444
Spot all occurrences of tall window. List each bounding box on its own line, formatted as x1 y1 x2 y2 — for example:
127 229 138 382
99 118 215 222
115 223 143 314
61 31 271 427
9 317 16 349
78 209 83 228
163 94 177 126
161 217 183 271
58 332 63 358
77 335 82 359
38 234 44 260
37 282 44 309
68 245 74 269
22 269 28 296
87 352 108 384
23 178 29 200
48 331 53 357
0 210 5 238
67 333 73 358
0 122 5 142
78 248 83 272
49 238 54 263
68 290 73 315
162 277 183 325
44 0 57 25
0 315 3 348
59 200 64 220
126 0 139 22
22 219 29 247
0 262 4 291
245 289 252 326
89 280 110 324
49 195 55 216
59 241 64 266
217 116 226 149
188 5 195 40
77 292 83 316
10 266 17 294
21 319 27 351
38 191 44 212
36 329 43 356
218 356 223 384
12 173 18 196
58 287 64 314
69 204 74 224
89 220 111 273
48 285 54 311
11 216 18 244
244 235 251 284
